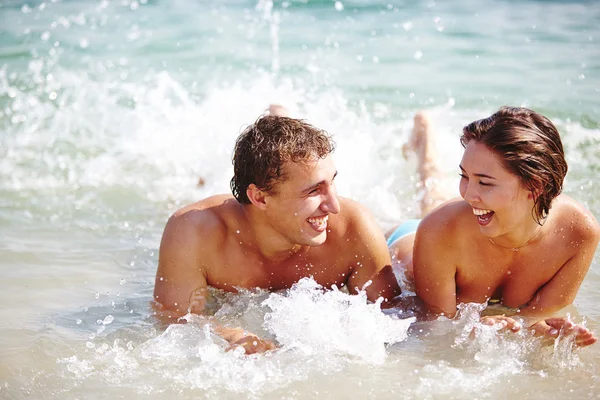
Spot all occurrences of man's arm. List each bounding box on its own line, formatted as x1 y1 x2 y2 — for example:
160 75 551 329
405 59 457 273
153 211 212 320
153 210 275 354
342 200 401 305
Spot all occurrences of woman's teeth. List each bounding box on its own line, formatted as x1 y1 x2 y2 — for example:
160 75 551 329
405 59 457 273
473 208 493 216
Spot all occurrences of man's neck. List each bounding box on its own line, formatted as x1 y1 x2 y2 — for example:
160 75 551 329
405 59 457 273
240 205 307 263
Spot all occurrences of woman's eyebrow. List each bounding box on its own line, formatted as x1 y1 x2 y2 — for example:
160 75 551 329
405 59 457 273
459 165 497 180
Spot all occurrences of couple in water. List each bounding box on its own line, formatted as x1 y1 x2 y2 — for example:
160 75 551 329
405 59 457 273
153 104 599 354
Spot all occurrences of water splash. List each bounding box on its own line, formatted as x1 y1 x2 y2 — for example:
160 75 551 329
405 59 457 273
263 277 415 364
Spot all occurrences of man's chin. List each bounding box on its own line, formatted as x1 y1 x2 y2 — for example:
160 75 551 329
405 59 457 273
303 231 327 246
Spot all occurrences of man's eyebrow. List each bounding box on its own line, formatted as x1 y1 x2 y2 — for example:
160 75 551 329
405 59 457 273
302 171 338 193
459 165 497 180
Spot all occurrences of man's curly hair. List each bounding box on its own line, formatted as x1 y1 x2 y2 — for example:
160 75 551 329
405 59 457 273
231 115 335 204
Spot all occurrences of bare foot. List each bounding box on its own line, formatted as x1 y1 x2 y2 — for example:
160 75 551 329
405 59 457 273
402 111 431 160
402 112 447 217
268 104 290 117
529 317 597 347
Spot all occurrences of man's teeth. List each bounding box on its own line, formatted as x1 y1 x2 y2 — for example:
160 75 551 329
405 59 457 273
307 215 328 228
473 208 493 216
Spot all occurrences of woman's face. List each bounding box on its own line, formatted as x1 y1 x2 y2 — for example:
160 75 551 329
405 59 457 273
459 141 535 237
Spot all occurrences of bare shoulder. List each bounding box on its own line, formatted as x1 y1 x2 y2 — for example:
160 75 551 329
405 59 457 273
162 194 237 252
327 197 388 256
419 197 468 239
552 194 600 240
334 197 379 232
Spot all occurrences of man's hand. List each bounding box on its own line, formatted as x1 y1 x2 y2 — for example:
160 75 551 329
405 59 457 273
529 317 597 347
217 326 277 355
224 328 277 355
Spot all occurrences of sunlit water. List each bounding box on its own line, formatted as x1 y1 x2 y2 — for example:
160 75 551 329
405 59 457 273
1 0 599 399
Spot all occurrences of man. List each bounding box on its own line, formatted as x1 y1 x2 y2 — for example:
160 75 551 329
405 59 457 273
153 106 401 354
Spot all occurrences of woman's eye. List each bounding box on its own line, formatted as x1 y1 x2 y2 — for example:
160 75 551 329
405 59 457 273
459 174 467 179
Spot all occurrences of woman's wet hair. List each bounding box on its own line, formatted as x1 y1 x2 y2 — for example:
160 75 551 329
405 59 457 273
231 115 335 204
460 106 567 224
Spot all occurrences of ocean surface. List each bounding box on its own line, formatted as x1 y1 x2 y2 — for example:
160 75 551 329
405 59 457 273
1 0 599 399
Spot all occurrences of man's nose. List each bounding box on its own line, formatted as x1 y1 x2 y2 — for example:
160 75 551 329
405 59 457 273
321 185 340 214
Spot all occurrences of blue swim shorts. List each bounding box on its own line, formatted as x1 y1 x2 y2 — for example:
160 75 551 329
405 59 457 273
386 219 421 247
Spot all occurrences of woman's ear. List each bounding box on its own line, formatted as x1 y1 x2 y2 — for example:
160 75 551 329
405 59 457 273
528 183 543 202
246 184 268 210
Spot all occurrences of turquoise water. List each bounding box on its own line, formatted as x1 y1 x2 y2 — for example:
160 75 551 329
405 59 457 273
1 1 599 398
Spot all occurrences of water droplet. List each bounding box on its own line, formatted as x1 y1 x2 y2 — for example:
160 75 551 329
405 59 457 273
103 315 114 325
334 1 344 11
414 50 423 60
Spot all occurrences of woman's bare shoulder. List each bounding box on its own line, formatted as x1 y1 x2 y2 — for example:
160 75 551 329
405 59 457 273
420 198 471 232
552 195 600 239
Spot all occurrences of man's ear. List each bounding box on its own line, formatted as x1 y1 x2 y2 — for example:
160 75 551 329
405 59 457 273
247 184 268 210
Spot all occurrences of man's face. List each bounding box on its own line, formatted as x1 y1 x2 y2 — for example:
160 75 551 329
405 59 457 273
264 155 341 247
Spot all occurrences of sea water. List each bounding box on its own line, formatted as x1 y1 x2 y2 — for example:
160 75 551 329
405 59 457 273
1 0 599 399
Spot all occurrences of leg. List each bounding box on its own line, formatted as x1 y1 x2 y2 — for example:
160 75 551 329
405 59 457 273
402 112 447 217
385 219 421 290
389 233 417 284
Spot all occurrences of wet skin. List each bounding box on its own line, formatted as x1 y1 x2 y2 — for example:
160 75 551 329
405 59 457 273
153 156 401 353
399 141 599 346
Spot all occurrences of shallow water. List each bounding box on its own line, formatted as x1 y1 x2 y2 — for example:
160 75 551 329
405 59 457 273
1 0 600 399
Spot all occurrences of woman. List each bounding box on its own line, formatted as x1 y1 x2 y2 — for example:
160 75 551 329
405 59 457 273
390 107 599 346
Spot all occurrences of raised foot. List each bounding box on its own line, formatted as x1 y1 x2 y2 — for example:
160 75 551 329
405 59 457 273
402 111 433 160
268 104 290 117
